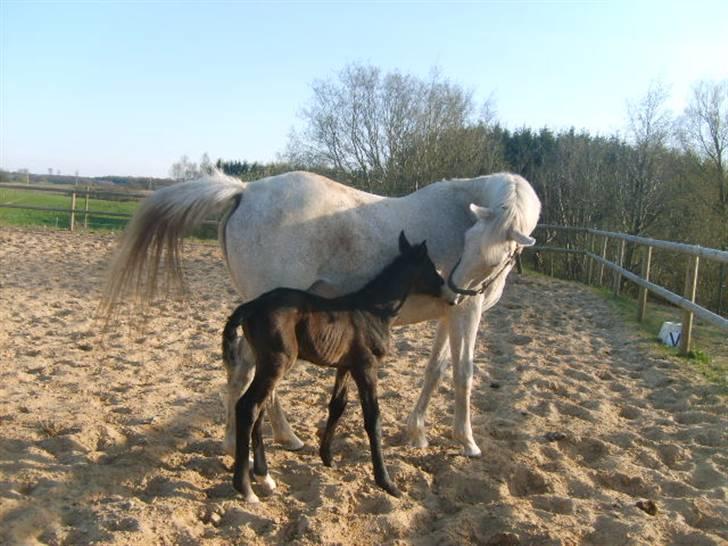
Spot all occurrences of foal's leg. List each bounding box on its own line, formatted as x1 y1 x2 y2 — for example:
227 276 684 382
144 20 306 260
223 338 255 456
449 295 484 457
233 354 284 503
319 368 350 467
251 408 277 493
406 321 450 448
351 363 401 497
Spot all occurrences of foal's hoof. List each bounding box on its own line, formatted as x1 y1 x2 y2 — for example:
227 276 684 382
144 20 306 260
380 481 402 498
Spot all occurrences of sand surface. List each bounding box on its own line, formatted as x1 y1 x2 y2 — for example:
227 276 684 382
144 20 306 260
1 227 726 546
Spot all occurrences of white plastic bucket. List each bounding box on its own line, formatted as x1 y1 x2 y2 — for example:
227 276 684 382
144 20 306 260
658 322 682 347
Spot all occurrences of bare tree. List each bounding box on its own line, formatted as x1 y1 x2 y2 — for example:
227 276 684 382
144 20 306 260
169 154 200 181
287 63 497 194
680 80 728 215
622 82 673 236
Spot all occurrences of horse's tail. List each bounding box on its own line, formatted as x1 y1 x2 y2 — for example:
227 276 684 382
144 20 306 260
222 301 253 373
99 171 245 321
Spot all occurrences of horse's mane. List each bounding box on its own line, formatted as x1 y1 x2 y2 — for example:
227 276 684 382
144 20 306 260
480 173 541 238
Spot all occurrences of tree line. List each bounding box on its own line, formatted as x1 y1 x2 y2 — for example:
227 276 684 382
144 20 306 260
170 64 727 314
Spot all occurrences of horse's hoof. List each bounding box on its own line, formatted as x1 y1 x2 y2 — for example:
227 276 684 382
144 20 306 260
254 473 277 493
461 444 482 458
406 429 429 449
277 436 305 451
242 491 260 503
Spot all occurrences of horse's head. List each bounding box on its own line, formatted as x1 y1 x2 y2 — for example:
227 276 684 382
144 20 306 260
398 231 445 299
445 203 536 304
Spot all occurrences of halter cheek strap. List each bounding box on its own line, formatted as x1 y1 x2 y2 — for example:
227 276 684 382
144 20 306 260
446 250 518 297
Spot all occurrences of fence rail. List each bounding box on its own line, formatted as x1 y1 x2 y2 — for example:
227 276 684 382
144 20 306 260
532 225 728 354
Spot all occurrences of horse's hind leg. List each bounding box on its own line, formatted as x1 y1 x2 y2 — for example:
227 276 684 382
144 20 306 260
224 337 255 456
320 368 350 467
351 363 401 498
267 387 304 451
406 321 450 448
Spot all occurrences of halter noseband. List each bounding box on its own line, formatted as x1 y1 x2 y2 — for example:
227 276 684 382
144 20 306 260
446 249 518 297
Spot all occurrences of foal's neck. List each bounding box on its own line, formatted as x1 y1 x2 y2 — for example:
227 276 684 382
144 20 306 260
353 263 415 319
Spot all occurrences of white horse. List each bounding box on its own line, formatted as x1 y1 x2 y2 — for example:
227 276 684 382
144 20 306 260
102 171 540 457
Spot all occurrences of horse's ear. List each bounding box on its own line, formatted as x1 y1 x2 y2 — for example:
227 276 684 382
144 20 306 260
469 203 494 221
399 231 412 253
510 228 536 247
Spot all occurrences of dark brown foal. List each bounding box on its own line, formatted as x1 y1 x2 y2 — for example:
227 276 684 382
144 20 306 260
222 232 444 502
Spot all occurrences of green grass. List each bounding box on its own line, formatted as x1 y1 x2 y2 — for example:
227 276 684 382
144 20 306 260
0 187 219 238
0 188 138 230
593 286 727 390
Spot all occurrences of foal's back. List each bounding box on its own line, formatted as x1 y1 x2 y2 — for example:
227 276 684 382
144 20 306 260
236 288 378 368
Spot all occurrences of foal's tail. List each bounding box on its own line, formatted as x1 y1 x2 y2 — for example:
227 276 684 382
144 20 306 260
99 171 245 322
222 302 253 372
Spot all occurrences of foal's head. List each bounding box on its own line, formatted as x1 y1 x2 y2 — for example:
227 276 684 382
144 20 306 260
396 231 444 299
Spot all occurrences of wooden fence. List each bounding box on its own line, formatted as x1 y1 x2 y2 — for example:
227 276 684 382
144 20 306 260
530 225 728 355
0 183 215 229
0 183 146 230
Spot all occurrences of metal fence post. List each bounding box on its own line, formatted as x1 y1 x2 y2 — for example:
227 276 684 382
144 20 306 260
679 255 700 355
637 246 652 322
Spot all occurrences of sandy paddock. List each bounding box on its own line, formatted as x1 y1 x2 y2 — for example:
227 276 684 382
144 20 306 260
0 227 726 545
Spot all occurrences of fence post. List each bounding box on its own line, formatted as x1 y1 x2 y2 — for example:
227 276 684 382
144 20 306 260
83 187 90 229
637 245 652 322
679 255 700 355
598 236 608 286
613 239 625 296
718 263 725 316
69 192 77 231
586 232 595 285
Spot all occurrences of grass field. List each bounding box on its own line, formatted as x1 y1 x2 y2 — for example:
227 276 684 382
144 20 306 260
0 187 139 230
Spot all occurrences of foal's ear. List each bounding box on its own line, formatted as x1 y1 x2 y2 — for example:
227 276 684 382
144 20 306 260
469 203 495 221
415 242 428 258
399 230 412 253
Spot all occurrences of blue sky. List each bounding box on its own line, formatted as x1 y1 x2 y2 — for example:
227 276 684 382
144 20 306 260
2 1 727 178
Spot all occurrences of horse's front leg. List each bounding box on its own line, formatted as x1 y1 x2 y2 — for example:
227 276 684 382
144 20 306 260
406 321 450 448
449 295 484 457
